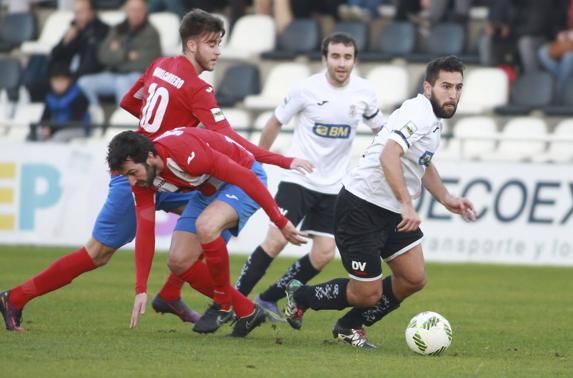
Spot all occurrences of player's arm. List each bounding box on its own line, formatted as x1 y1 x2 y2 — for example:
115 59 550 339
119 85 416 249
363 88 386 135
130 187 157 328
120 74 145 117
258 114 282 150
194 147 306 245
380 140 420 232
190 86 312 173
422 163 476 221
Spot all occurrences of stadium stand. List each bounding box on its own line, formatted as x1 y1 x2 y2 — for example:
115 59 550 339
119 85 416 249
530 119 573 163
366 65 409 111
20 10 73 55
482 117 548 162
494 71 555 115
456 67 509 114
407 22 466 62
261 18 321 60
215 63 260 107
360 21 416 61
438 116 498 161
0 11 37 52
222 14 275 60
543 78 573 117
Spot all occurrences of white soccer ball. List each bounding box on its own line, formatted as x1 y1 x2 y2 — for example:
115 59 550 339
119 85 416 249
405 311 452 356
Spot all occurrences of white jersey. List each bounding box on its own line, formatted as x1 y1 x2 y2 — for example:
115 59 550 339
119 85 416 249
343 94 443 212
275 72 385 194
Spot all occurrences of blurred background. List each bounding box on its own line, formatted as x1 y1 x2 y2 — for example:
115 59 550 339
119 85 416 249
0 0 572 267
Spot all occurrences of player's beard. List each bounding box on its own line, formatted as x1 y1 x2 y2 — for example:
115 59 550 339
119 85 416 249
196 50 215 72
140 163 157 188
429 91 457 119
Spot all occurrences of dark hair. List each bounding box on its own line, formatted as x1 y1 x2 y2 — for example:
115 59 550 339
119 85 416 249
321 32 358 59
425 55 465 85
179 9 225 52
107 131 156 172
49 62 72 79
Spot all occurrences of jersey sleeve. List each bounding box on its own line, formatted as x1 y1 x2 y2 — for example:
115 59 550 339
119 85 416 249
362 87 385 131
387 104 433 152
120 74 145 118
274 84 306 126
181 142 288 229
131 186 156 294
189 85 294 169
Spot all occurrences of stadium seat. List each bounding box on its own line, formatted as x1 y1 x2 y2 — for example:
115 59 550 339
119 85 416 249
21 11 74 55
543 77 573 116
457 68 509 114
406 23 465 62
221 108 251 133
308 21 368 60
482 117 547 162
99 10 126 26
215 63 260 107
361 22 416 61
0 58 23 102
1 103 44 141
366 65 408 111
261 19 320 60
223 15 275 60
149 12 181 56
438 116 498 160
530 119 573 163
243 63 311 110
494 72 554 115
0 12 37 52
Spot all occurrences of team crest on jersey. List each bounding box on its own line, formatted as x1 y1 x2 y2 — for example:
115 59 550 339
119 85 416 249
313 123 351 139
210 107 225 122
349 104 357 117
418 151 434 166
400 121 417 138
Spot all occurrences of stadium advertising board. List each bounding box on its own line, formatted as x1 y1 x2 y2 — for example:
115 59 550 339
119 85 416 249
0 143 571 266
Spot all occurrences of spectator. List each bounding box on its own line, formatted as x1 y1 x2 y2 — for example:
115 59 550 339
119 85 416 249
34 63 91 142
78 0 161 106
478 0 555 73
4 0 74 13
538 0 573 95
50 0 109 79
339 0 388 22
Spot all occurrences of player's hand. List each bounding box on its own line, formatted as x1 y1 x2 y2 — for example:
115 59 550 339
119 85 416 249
280 220 309 246
290 158 314 174
130 292 148 329
443 195 477 222
397 203 421 232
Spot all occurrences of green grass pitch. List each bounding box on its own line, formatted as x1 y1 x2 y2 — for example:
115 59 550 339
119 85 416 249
0 246 571 377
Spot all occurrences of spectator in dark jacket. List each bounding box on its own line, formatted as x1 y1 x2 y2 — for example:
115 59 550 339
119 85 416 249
50 0 110 79
77 0 161 105
35 63 91 142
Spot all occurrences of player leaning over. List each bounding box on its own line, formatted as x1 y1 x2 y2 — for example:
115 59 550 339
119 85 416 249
0 9 310 332
283 56 477 348
235 32 385 320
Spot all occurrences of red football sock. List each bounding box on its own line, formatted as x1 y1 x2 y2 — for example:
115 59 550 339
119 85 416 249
201 237 232 310
9 247 97 310
158 273 184 301
178 261 254 317
177 261 215 298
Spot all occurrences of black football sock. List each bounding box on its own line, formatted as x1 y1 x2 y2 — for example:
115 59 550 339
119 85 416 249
235 246 273 295
259 253 320 302
338 276 401 328
294 278 349 310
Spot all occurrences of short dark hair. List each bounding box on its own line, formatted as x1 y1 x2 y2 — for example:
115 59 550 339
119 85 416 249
107 131 156 172
49 62 72 79
179 9 225 52
321 32 358 59
425 55 465 85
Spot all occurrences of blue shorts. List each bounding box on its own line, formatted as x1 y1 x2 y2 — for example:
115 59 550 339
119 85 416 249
92 175 196 249
174 162 267 243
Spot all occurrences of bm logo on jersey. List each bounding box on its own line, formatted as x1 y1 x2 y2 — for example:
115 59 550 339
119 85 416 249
313 123 351 139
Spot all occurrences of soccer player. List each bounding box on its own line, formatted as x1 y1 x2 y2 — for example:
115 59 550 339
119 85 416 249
283 56 477 348
235 32 385 320
0 9 310 332
107 128 307 336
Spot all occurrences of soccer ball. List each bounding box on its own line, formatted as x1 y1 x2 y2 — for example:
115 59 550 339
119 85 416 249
405 311 452 356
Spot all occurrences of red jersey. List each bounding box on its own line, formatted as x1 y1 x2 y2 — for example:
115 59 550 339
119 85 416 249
120 55 292 168
132 127 288 293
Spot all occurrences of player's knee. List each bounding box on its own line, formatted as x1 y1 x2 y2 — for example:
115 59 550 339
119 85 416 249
404 272 427 294
85 239 116 267
194 217 221 243
261 234 287 257
310 247 335 269
167 253 191 275
348 281 382 307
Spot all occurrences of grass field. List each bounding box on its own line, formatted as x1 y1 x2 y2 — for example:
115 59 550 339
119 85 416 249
0 246 571 377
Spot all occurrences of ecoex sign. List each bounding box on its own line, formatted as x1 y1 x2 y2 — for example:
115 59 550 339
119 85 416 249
416 160 573 266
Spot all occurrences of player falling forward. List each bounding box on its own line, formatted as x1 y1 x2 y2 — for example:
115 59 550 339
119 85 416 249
235 32 385 321
107 128 307 336
0 9 310 332
283 56 477 348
